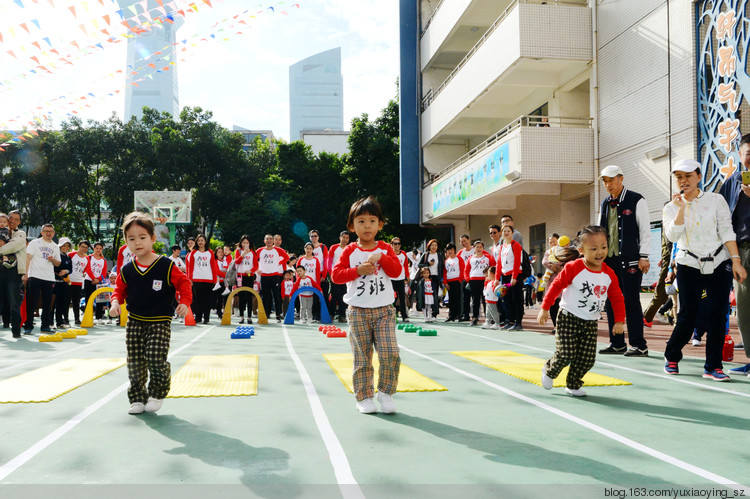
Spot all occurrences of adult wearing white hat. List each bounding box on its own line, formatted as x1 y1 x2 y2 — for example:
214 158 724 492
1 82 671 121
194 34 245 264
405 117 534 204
663 159 747 380
597 165 651 357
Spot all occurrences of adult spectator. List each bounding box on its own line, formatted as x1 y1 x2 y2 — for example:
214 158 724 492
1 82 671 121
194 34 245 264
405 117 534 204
500 215 524 247
597 165 651 357
274 234 283 248
328 231 350 322
721 133 750 375
52 237 73 329
663 159 746 380
257 234 289 322
488 224 506 324
0 210 26 338
456 234 473 321
390 237 410 322
308 229 329 321
68 240 90 326
443 242 465 322
24 223 61 333
643 228 673 327
418 239 444 320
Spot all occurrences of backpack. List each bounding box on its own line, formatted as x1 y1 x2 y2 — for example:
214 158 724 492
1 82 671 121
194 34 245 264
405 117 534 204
519 247 532 279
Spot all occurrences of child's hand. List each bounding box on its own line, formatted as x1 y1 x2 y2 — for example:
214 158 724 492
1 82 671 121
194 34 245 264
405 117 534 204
613 322 624 335
175 304 190 317
109 302 121 317
367 252 382 265
537 308 549 325
357 262 377 276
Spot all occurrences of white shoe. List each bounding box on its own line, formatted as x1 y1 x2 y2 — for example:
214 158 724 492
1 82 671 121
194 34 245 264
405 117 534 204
212 283 221 291
692 339 701 346
376 392 397 414
222 287 231 296
356 398 377 414
565 387 587 397
128 402 145 415
490 324 500 330
144 397 163 413
481 321 491 329
654 312 669 325
541 366 553 390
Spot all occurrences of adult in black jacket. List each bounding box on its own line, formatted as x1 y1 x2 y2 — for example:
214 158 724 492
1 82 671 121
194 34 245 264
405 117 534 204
598 165 651 357
418 239 444 319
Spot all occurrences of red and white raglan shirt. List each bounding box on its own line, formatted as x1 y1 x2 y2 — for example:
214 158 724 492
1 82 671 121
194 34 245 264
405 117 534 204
216 254 229 284
464 251 495 281
291 274 322 298
168 254 187 274
443 255 465 286
394 250 409 281
490 240 502 266
281 278 295 299
116 245 134 278
499 240 522 280
541 259 625 322
457 246 474 270
256 246 289 277
187 250 223 283
297 256 321 283
312 243 329 281
327 243 346 280
331 241 402 308
69 251 90 289
484 279 499 304
84 255 107 284
234 249 259 287
423 278 434 304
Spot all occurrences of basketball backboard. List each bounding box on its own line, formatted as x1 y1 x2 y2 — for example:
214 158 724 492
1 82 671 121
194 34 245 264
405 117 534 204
133 191 191 225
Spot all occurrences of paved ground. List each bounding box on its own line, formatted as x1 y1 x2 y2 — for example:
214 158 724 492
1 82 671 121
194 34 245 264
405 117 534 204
0 298 748 499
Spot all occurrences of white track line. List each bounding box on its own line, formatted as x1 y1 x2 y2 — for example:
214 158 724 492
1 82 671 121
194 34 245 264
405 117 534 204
281 325 364 499
0 325 214 482
399 344 750 492
0 332 126 373
445 326 750 398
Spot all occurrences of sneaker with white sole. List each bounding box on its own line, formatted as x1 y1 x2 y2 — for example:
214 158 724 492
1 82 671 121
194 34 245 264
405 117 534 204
212 282 221 291
376 392 397 414
145 397 163 413
222 288 231 296
356 398 377 414
128 402 145 415
541 366 553 390
692 338 701 347
565 387 587 397
490 324 500 330
480 321 491 329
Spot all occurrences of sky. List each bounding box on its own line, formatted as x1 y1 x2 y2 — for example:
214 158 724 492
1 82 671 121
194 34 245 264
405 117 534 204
0 0 400 142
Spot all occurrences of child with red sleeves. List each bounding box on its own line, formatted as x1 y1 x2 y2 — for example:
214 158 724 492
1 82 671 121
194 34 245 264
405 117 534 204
537 226 626 397
234 235 258 324
332 196 403 414
291 266 323 325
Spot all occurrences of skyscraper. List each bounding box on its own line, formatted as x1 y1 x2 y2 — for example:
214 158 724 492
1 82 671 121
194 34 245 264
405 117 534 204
117 0 184 121
289 47 343 141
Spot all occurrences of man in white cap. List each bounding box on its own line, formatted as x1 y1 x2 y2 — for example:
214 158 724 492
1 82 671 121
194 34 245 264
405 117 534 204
597 165 651 356
720 134 750 375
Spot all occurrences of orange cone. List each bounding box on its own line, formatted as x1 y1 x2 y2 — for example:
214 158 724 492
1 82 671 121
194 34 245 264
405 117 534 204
184 307 196 326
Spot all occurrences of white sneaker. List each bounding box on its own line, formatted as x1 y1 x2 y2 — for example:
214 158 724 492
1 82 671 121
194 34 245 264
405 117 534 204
692 338 701 346
490 324 500 330
128 402 145 415
222 287 231 296
212 282 221 291
356 398 377 414
541 366 553 390
376 392 397 414
481 321 491 329
144 397 163 413
565 387 587 397
654 312 669 325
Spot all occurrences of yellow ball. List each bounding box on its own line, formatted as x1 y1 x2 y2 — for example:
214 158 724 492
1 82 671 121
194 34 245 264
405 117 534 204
558 235 570 247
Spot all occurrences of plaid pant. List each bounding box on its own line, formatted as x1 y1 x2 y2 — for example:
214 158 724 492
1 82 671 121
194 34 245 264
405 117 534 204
126 318 172 404
545 309 597 390
347 305 400 401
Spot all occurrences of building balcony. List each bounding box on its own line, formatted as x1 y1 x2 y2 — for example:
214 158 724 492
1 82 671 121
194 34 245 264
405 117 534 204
421 115 593 222
420 1 592 147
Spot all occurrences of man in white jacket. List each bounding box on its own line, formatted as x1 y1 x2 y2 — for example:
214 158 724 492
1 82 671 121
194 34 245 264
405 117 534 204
0 211 27 339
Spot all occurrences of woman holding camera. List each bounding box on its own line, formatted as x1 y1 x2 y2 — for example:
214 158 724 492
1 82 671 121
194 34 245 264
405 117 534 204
662 159 747 380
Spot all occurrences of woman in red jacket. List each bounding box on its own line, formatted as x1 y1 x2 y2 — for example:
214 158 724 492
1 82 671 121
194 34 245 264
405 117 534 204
499 224 524 331
187 234 223 324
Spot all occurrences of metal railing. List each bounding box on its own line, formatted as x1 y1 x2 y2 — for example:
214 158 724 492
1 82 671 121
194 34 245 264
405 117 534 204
421 0 589 112
423 115 592 187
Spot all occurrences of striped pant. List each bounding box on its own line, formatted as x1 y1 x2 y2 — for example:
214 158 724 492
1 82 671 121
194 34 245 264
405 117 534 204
126 318 172 404
347 305 400 401
545 309 597 390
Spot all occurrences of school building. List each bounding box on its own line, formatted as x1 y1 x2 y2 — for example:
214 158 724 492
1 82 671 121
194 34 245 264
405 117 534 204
398 0 745 284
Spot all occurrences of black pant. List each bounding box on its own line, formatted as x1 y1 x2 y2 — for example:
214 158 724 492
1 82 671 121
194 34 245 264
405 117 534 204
215 281 227 317
549 298 560 327
428 275 440 317
238 275 255 316
469 280 484 320
665 262 733 371
84 281 105 319
260 275 282 318
392 279 408 319
192 282 214 322
501 275 524 325
26 277 54 329
447 280 462 320
69 284 82 323
314 280 330 319
524 285 534 307
604 256 646 349
53 281 70 326
331 283 347 318
0 268 23 336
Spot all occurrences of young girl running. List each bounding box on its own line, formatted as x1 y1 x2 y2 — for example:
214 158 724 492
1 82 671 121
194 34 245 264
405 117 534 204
332 196 403 414
187 234 223 324
537 226 625 397
234 235 258 324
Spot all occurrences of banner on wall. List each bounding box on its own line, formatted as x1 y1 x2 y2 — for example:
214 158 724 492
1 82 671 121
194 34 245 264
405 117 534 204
431 140 510 217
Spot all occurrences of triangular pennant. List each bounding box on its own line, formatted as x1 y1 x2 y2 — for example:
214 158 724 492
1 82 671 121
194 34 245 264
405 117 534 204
13 0 24 8
43 36 51 47
103 14 110 25
68 5 76 17
19 23 29 34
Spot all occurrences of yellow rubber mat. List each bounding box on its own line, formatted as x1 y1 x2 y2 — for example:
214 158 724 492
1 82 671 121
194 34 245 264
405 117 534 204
323 353 447 393
452 350 631 388
167 355 259 398
0 358 125 403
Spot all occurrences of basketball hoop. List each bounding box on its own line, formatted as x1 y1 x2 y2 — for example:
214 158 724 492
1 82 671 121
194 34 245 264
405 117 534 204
155 217 169 225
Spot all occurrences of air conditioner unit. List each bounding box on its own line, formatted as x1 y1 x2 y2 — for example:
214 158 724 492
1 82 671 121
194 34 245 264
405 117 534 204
505 170 521 181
